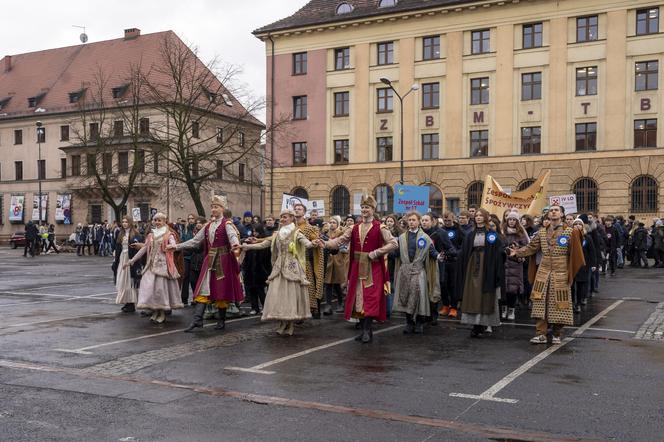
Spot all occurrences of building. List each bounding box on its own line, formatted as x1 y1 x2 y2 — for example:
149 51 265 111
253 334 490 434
254 0 663 219
0 29 264 240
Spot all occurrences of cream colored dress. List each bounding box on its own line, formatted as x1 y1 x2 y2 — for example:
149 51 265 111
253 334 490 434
115 235 137 304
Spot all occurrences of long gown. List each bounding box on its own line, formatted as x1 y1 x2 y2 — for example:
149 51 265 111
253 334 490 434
115 235 137 305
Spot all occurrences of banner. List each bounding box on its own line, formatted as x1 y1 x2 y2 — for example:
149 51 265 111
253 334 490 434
307 200 325 217
131 207 142 222
393 185 430 214
549 194 578 215
55 194 72 224
352 193 363 215
31 194 48 221
281 193 308 213
9 195 24 222
480 171 550 218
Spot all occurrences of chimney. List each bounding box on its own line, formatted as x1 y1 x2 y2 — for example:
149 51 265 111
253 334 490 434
4 56 11 73
124 28 141 40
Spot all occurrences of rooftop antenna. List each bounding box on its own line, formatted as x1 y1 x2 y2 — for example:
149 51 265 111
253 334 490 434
73 25 88 43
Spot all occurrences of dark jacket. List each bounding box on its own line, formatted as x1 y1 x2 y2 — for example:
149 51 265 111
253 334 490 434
575 232 598 282
457 228 503 296
112 232 144 283
633 227 649 251
605 225 620 251
25 222 38 240
503 229 528 295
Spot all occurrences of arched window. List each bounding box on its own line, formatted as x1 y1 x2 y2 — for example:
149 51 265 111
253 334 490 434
291 187 308 199
336 2 353 14
374 184 393 215
517 178 536 192
378 0 398 7
467 181 484 208
428 185 443 216
573 178 598 213
331 186 350 216
631 175 658 213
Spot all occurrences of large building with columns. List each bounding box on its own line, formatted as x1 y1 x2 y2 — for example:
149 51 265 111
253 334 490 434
255 0 663 218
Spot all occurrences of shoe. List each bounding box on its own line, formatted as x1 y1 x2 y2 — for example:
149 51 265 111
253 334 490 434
184 302 206 332
403 321 415 335
149 311 158 322
360 317 373 343
285 321 295 336
574 305 581 314
335 303 345 314
355 318 365 341
154 310 166 324
414 321 424 334
507 308 515 321
439 306 450 316
121 303 136 313
470 325 483 338
276 321 286 335
485 326 493 334
249 309 257 316
580 299 588 306
530 335 547 344
551 336 562 345
448 308 458 319
214 308 226 330
500 306 507 320
322 304 333 316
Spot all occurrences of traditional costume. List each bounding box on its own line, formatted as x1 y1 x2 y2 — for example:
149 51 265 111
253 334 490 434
295 212 324 317
112 228 143 313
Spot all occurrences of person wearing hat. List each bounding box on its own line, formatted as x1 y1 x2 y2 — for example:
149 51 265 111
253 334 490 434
322 215 348 315
293 202 325 318
572 216 597 313
172 195 244 332
241 208 318 335
320 195 398 343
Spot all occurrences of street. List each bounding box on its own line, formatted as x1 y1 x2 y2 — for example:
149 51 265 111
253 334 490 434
1 248 663 442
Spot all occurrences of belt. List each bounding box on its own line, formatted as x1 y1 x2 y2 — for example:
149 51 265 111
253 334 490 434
354 251 374 288
208 246 230 280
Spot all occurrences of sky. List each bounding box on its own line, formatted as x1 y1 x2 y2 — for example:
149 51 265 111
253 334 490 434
0 0 310 123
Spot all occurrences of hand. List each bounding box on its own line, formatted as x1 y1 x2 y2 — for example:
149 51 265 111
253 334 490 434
131 242 144 249
245 237 257 244
231 243 241 251
166 244 177 250
437 252 445 262
123 263 131 269
591 267 597 272
507 246 517 257
368 251 377 261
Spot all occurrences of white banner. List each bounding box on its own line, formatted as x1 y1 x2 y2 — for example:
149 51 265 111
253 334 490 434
55 193 72 224
131 207 142 222
307 199 325 217
549 194 578 215
281 193 308 212
31 194 48 221
352 193 363 215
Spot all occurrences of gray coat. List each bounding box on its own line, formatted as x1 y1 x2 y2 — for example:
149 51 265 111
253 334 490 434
503 230 528 295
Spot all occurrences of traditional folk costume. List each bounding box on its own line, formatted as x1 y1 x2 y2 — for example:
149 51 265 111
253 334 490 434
243 216 315 335
176 195 244 332
295 217 324 317
515 223 585 342
326 195 398 343
112 229 143 313
392 228 441 334
128 225 183 323
323 220 349 314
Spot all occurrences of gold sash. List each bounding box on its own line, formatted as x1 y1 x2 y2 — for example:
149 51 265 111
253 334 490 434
208 246 230 280
354 251 374 288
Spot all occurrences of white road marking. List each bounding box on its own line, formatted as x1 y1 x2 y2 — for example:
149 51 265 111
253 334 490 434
53 315 260 355
449 300 624 404
0 291 115 299
225 324 403 375
0 312 120 329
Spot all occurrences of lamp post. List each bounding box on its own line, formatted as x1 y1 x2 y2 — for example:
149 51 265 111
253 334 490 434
36 121 44 225
380 78 419 184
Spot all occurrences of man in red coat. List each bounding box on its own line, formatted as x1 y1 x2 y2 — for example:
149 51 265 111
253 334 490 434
321 195 397 343
173 195 243 332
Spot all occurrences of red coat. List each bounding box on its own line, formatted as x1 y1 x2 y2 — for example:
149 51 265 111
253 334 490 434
345 219 389 321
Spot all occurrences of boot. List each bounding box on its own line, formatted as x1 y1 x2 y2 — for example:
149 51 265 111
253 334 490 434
507 308 515 321
361 317 373 343
276 321 286 335
354 318 365 341
121 303 135 313
335 296 345 313
322 286 334 316
284 321 295 336
215 308 226 330
154 310 166 324
403 314 415 334
414 317 424 334
500 305 507 320
311 300 321 319
184 302 206 333
321 303 333 316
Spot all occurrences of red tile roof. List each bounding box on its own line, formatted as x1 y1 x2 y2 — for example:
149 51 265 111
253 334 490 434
0 30 263 127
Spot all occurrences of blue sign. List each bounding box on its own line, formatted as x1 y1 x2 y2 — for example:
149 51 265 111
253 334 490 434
557 236 569 247
393 185 430 215
447 230 456 240
487 232 497 244
417 237 427 249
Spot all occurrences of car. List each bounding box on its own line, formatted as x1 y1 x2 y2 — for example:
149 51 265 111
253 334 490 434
9 231 26 249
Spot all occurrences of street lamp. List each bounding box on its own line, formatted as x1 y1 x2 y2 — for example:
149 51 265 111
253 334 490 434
36 121 44 225
380 77 419 184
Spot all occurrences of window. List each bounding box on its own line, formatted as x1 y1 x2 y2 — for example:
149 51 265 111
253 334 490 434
293 52 307 75
14 161 22 181
118 152 129 174
135 150 145 173
86 154 96 175
422 133 439 160
470 77 489 105
575 123 597 151
377 42 394 65
37 127 46 143
576 15 598 42
112 85 128 99
467 181 484 207
71 155 81 176
153 152 160 174
331 186 350 216
334 139 349 164
634 119 657 148
60 158 67 179
423 36 440 60
521 127 541 154
636 8 659 36
521 72 542 101
292 187 309 199
334 92 350 117
470 130 488 157
377 88 393 112
422 82 440 109
14 129 22 145
238 163 245 182
216 127 223 143
378 0 397 7
60 125 70 141
239 131 245 147
631 175 658 213
446 197 460 216
429 186 443 216
573 178 598 213
471 29 490 54
102 153 113 175
635 61 658 91
377 137 393 162
136 203 149 223
335 47 350 70
192 121 200 138
517 178 536 192
576 67 598 96
293 96 307 120
336 2 353 15
216 160 224 179
69 90 85 103
89 123 99 142
113 120 123 138
139 118 150 135
90 204 103 224
374 184 393 215
37 159 45 180
293 142 307 166
522 23 543 49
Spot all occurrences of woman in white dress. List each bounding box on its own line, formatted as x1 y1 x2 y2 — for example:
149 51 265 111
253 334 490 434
112 216 143 313
241 209 318 336
126 213 183 324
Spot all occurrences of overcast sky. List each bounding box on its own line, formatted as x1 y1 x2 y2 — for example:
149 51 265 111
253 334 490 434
1 0 310 122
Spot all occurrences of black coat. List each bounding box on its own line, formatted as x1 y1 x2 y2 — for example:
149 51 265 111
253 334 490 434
575 232 597 282
112 233 144 283
457 228 504 296
25 223 38 240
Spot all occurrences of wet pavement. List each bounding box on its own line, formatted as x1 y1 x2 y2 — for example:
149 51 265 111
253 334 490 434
1 248 663 441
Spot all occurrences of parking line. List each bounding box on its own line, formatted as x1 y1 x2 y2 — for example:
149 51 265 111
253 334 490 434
0 292 116 308
1 312 120 329
449 299 624 404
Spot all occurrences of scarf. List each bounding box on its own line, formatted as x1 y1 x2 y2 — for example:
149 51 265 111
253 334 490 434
152 226 168 239
278 222 295 240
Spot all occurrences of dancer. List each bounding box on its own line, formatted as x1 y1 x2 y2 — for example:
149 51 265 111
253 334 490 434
173 195 244 332
113 216 143 313
241 209 317 335
126 213 183 324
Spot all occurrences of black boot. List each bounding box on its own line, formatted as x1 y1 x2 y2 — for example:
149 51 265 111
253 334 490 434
403 314 415 334
354 318 365 341
362 317 373 343
322 286 334 316
121 303 135 313
184 302 206 333
312 300 321 319
215 308 226 330
335 297 345 313
414 316 424 334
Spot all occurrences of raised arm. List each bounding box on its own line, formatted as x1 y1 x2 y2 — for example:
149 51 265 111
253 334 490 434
514 233 541 258
325 226 353 250
368 227 398 260
128 239 148 265
242 237 272 251
175 225 206 251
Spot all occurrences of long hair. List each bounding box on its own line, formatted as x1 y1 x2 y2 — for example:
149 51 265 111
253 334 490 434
474 208 491 227
385 213 403 237
116 216 139 245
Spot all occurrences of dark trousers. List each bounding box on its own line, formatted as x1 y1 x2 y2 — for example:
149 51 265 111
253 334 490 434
44 239 59 253
246 286 266 312
442 263 458 307
608 250 617 274
591 269 599 292
180 259 192 304
500 291 518 309
324 283 343 304
573 279 589 305
23 239 36 257
636 250 649 267
93 241 100 255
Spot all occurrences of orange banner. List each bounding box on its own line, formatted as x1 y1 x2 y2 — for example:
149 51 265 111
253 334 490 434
480 171 550 219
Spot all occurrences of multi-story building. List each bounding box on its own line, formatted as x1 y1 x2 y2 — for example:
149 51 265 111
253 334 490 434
255 0 663 218
0 29 264 240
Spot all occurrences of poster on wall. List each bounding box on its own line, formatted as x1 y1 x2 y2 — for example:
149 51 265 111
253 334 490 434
132 208 142 222
55 194 72 224
9 195 24 222
32 194 48 221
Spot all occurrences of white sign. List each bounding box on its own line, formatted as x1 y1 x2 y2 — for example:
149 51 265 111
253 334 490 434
307 200 325 217
31 194 48 221
549 194 578 215
131 207 142 222
352 193 363 215
281 194 308 212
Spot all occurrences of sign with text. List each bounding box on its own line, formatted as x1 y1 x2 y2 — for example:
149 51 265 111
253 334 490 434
31 194 48 221
55 194 72 224
131 207 142 222
549 194 578 215
281 193 308 212
307 200 325 217
480 171 550 218
9 195 24 222
393 185 430 214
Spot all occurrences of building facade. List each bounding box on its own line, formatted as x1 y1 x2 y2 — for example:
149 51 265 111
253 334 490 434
255 0 663 219
0 29 264 240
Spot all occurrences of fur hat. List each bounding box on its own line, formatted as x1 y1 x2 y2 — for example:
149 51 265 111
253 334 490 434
573 217 584 226
330 215 342 226
279 208 295 217
211 195 227 208
360 194 377 209
506 209 520 221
